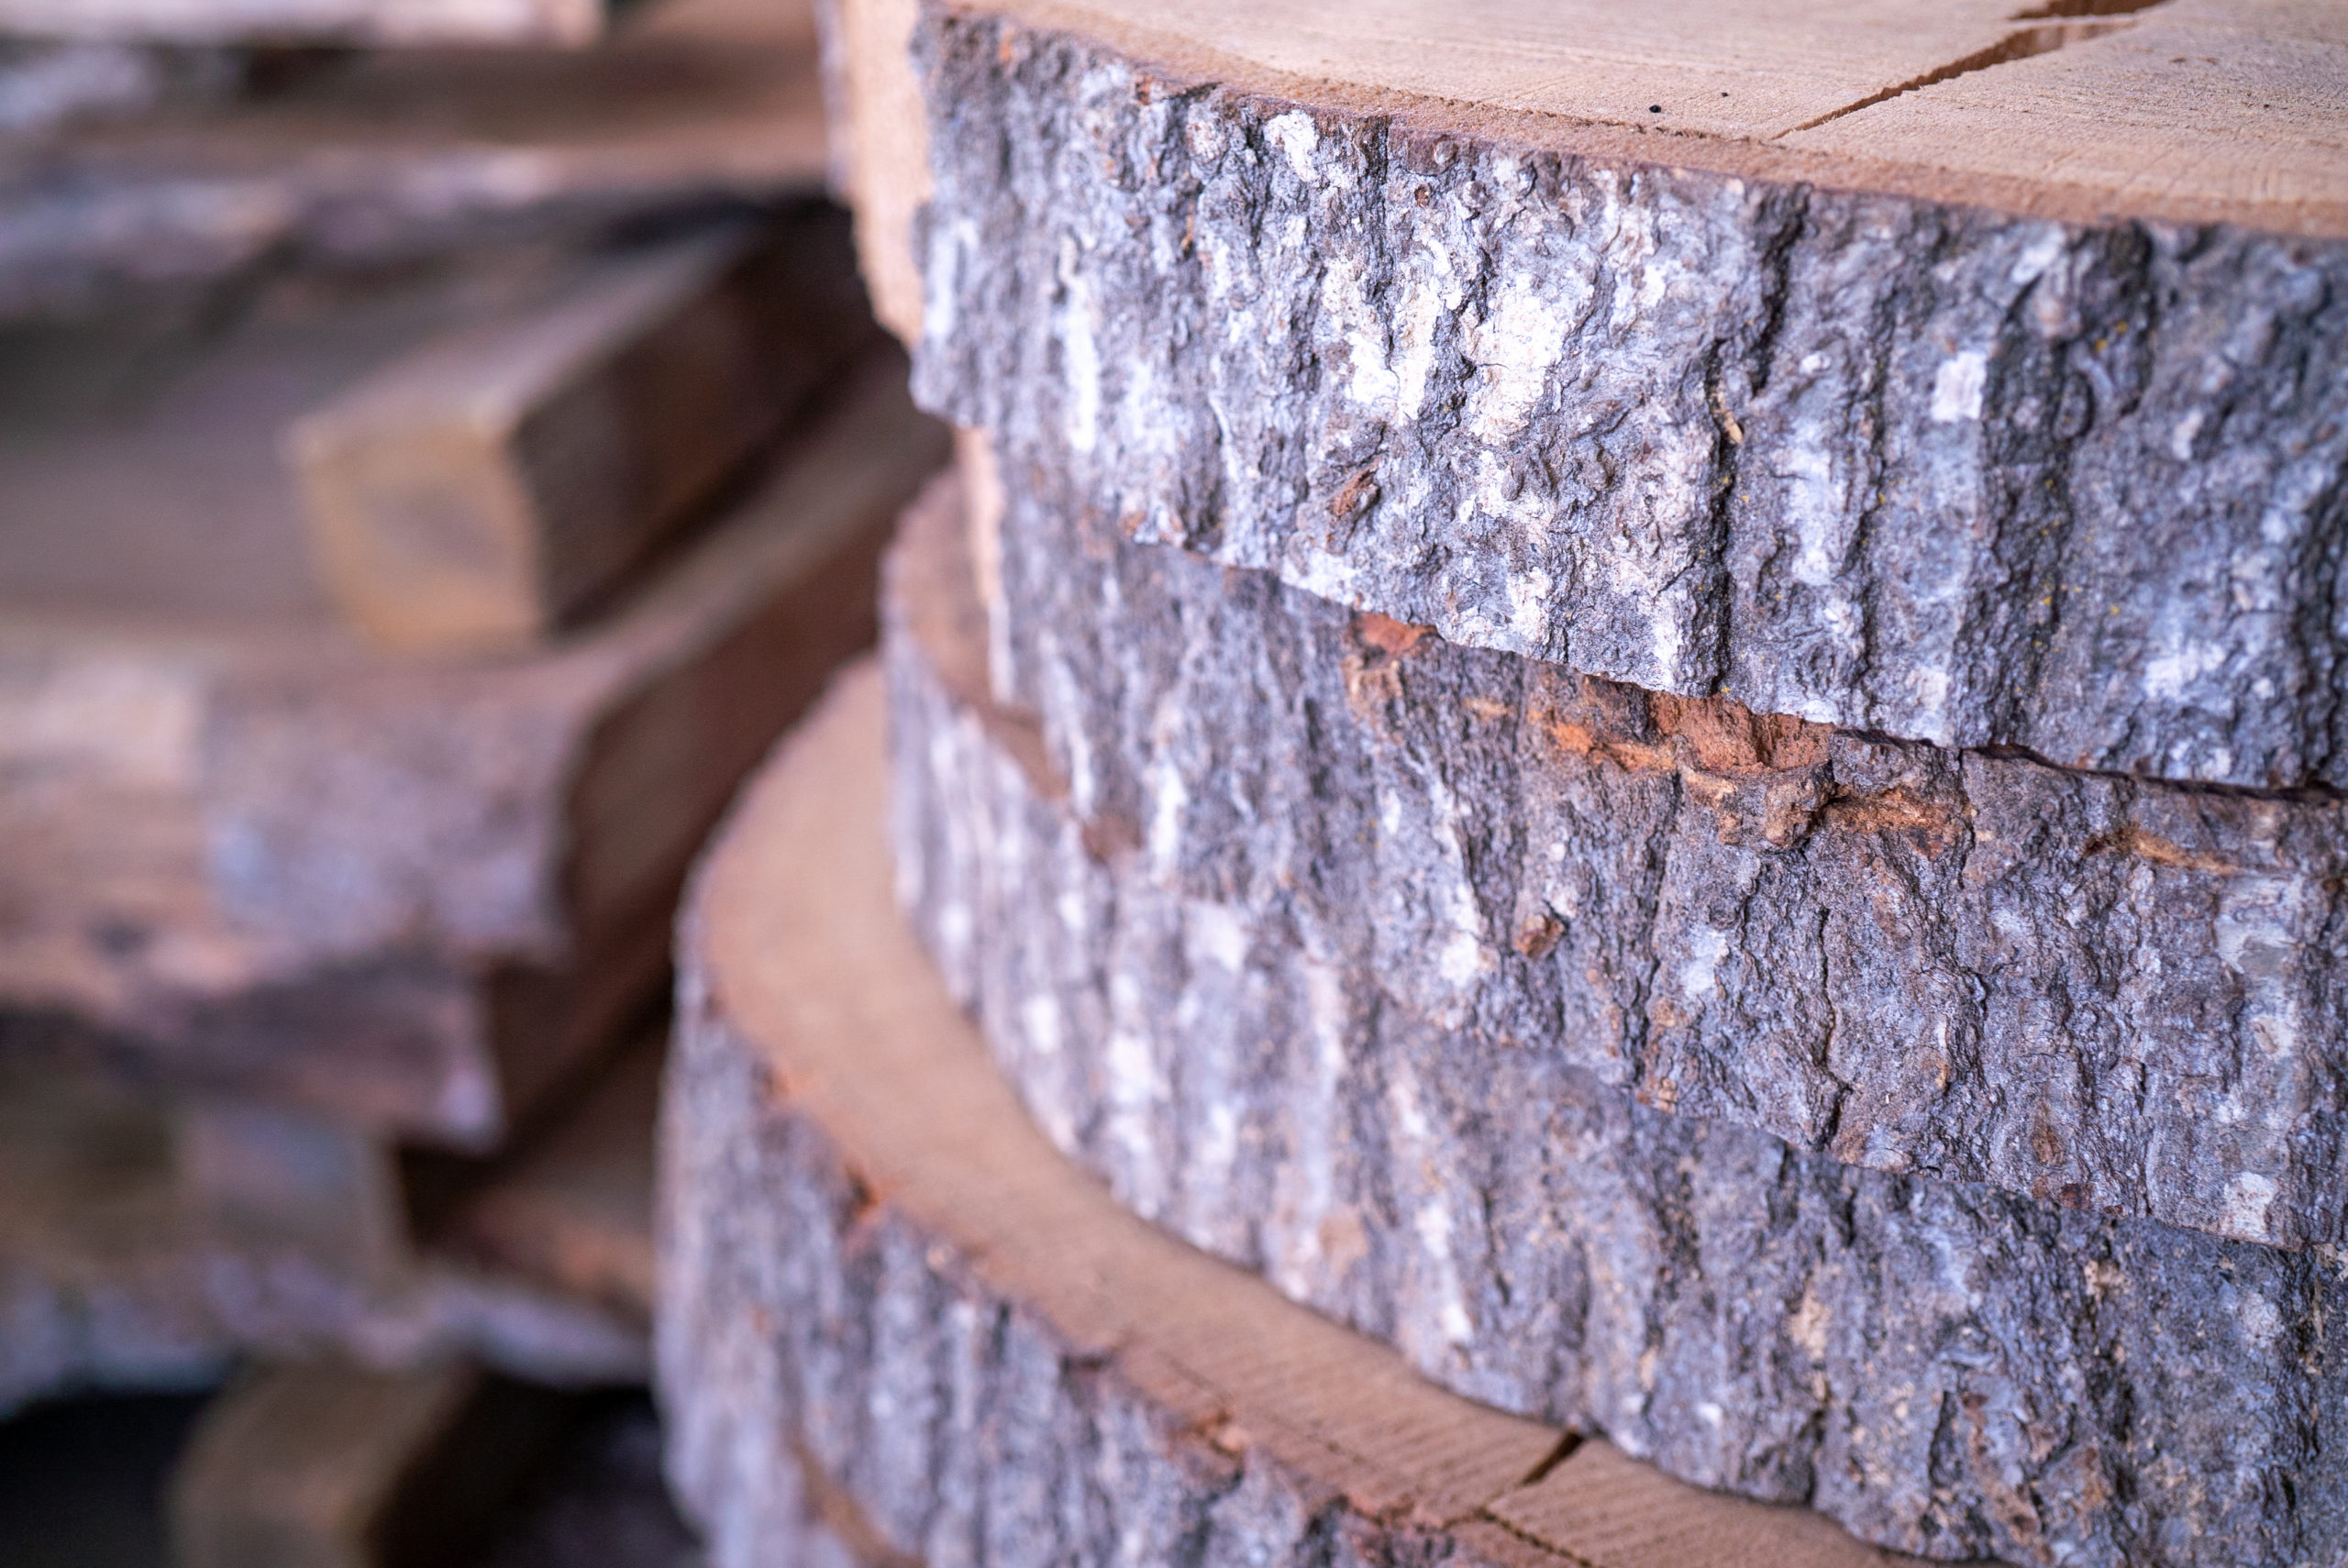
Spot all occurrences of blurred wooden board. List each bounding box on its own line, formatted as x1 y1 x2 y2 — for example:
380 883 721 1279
0 0 606 49
0 1060 647 1417
0 295 947 1144
436 1024 661 1328
171 1360 570 1568
0 0 828 319
294 206 876 651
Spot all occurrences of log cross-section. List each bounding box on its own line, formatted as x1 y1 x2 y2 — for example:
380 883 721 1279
872 0 2348 789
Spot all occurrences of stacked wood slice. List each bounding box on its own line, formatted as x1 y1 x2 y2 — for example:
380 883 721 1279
659 3 2348 1567
0 0 950 1416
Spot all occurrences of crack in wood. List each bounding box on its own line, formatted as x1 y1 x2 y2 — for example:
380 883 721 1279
1784 5 2169 134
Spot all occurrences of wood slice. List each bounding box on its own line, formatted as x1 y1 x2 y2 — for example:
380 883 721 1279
292 205 879 653
849 0 2348 790
664 659 1923 1568
0 0 827 320
0 0 607 49
0 278 946 1142
958 453 2348 1253
881 474 2348 1567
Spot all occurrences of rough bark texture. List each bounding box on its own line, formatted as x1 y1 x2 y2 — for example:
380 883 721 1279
907 9 2348 790
884 483 2348 1568
664 1003 1462 1568
0 357 943 1142
963 458 2348 1253
664 663 1911 1568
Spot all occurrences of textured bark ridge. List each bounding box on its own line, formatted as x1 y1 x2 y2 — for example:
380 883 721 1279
907 9 2348 790
964 458 2348 1253
663 660 1917 1568
883 481 2348 1567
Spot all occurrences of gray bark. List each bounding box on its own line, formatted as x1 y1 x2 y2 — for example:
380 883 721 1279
883 513 2348 1568
907 9 2348 790
662 915 1603 1568
969 468 2348 1253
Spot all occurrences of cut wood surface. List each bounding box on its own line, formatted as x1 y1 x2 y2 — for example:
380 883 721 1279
882 473 2348 1568
293 205 877 652
852 0 2348 789
924 0 2347 233
661 658 1929 1568
0 292 945 1141
0 0 827 320
437 1022 661 1327
170 1359 570 1568
0 1059 648 1418
967 455 2348 1252
0 0 607 49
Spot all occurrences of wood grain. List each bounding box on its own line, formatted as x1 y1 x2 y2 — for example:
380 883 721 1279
942 0 2346 235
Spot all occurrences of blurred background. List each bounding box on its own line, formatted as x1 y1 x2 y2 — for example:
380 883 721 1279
0 0 946 1559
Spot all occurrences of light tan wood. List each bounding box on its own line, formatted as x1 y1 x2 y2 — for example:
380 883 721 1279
0 0 604 48
856 0 2344 237
818 0 929 341
170 1360 569 1568
292 212 872 652
690 646 1915 1566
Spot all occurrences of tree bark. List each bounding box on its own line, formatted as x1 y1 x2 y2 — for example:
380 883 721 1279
666 657 1909 1568
884 478 2348 1568
907 8 2348 790
957 451 2348 1253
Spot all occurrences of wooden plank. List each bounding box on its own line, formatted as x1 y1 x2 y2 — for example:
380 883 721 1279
170 1359 570 1568
0 244 946 1144
433 1022 662 1327
0 0 606 48
0 1058 647 1417
0 0 828 320
291 205 877 651
662 659 1920 1568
